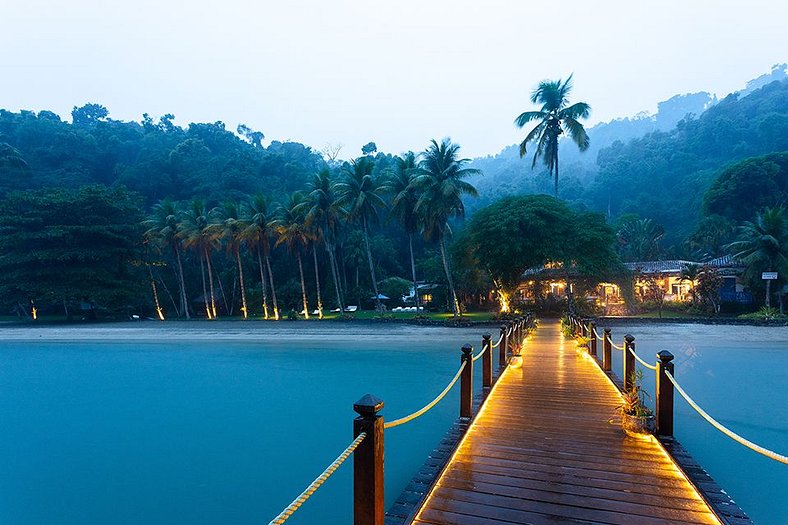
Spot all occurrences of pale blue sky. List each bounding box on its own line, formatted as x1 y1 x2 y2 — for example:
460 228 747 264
2 0 786 157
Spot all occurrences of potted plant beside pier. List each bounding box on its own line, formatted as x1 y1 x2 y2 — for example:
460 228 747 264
574 334 590 352
617 370 655 438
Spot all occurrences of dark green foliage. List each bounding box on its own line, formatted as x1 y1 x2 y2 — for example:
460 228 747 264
703 152 788 222
0 185 144 312
465 195 620 292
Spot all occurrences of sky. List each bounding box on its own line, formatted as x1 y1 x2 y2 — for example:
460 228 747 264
2 0 786 158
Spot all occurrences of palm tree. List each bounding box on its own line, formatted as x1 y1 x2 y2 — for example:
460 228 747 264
273 192 312 319
209 201 250 319
727 207 788 308
241 194 278 319
680 263 701 304
180 199 218 319
413 139 479 316
382 151 422 309
143 199 190 318
304 169 346 313
514 75 590 198
336 158 387 312
617 218 665 262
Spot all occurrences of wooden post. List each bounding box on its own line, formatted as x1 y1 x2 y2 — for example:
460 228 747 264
602 328 612 372
353 394 384 525
623 334 636 392
482 333 492 389
460 344 473 419
656 350 675 437
499 325 507 369
589 321 597 357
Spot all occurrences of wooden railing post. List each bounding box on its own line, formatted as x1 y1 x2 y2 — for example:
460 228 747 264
499 325 508 369
602 328 612 372
353 394 384 525
623 335 636 392
482 333 492 389
460 344 473 419
656 350 675 437
589 321 598 357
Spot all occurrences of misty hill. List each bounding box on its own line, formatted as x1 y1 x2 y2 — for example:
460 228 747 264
0 107 324 205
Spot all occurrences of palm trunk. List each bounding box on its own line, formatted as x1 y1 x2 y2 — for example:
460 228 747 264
217 269 230 315
205 248 218 318
553 149 559 199
235 245 248 319
362 218 382 312
256 246 270 319
439 236 460 316
147 264 165 320
408 232 420 310
297 252 309 319
326 240 343 312
173 244 190 319
312 245 323 318
265 255 279 320
199 250 211 319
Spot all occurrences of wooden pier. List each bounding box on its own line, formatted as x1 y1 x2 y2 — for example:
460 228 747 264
409 319 720 525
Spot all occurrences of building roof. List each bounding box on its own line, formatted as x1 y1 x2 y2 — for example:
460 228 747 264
624 260 696 274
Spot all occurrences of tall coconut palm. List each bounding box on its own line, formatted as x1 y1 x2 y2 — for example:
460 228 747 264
143 199 190 318
273 192 312 319
241 194 278 319
180 199 218 319
382 151 422 309
413 139 479 317
304 169 346 313
727 207 788 308
617 218 665 262
515 75 590 198
209 201 250 319
335 157 387 312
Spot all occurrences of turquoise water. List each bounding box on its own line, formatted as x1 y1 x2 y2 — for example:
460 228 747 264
0 324 484 524
2 322 785 524
607 323 788 524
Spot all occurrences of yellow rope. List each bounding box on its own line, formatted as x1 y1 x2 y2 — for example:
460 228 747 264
610 340 625 351
665 371 788 464
592 327 604 340
491 332 504 348
267 432 367 524
384 361 467 429
471 345 486 362
628 345 657 371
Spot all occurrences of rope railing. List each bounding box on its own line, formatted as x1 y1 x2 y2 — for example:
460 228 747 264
491 332 504 348
471 345 486 362
592 327 604 340
665 371 788 464
610 340 625 351
268 432 368 525
384 361 467 429
628 345 657 371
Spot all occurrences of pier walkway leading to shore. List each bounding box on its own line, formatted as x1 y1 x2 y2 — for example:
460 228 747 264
410 319 719 525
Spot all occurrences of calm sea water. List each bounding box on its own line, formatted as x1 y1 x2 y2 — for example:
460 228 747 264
607 323 788 524
1 322 785 524
0 323 482 525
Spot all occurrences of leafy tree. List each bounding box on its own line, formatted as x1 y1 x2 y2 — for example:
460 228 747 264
687 215 736 260
0 143 30 195
413 139 479 316
71 103 109 126
336 158 386 311
209 201 250 318
0 185 143 317
727 206 788 308
680 263 701 304
237 124 265 148
703 152 788 222
361 142 377 155
273 192 312 318
514 75 591 198
144 199 190 318
696 265 723 313
382 152 422 308
466 195 619 309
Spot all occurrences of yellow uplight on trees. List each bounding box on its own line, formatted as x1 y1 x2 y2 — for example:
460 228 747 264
31 306 37 320
156 307 165 321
